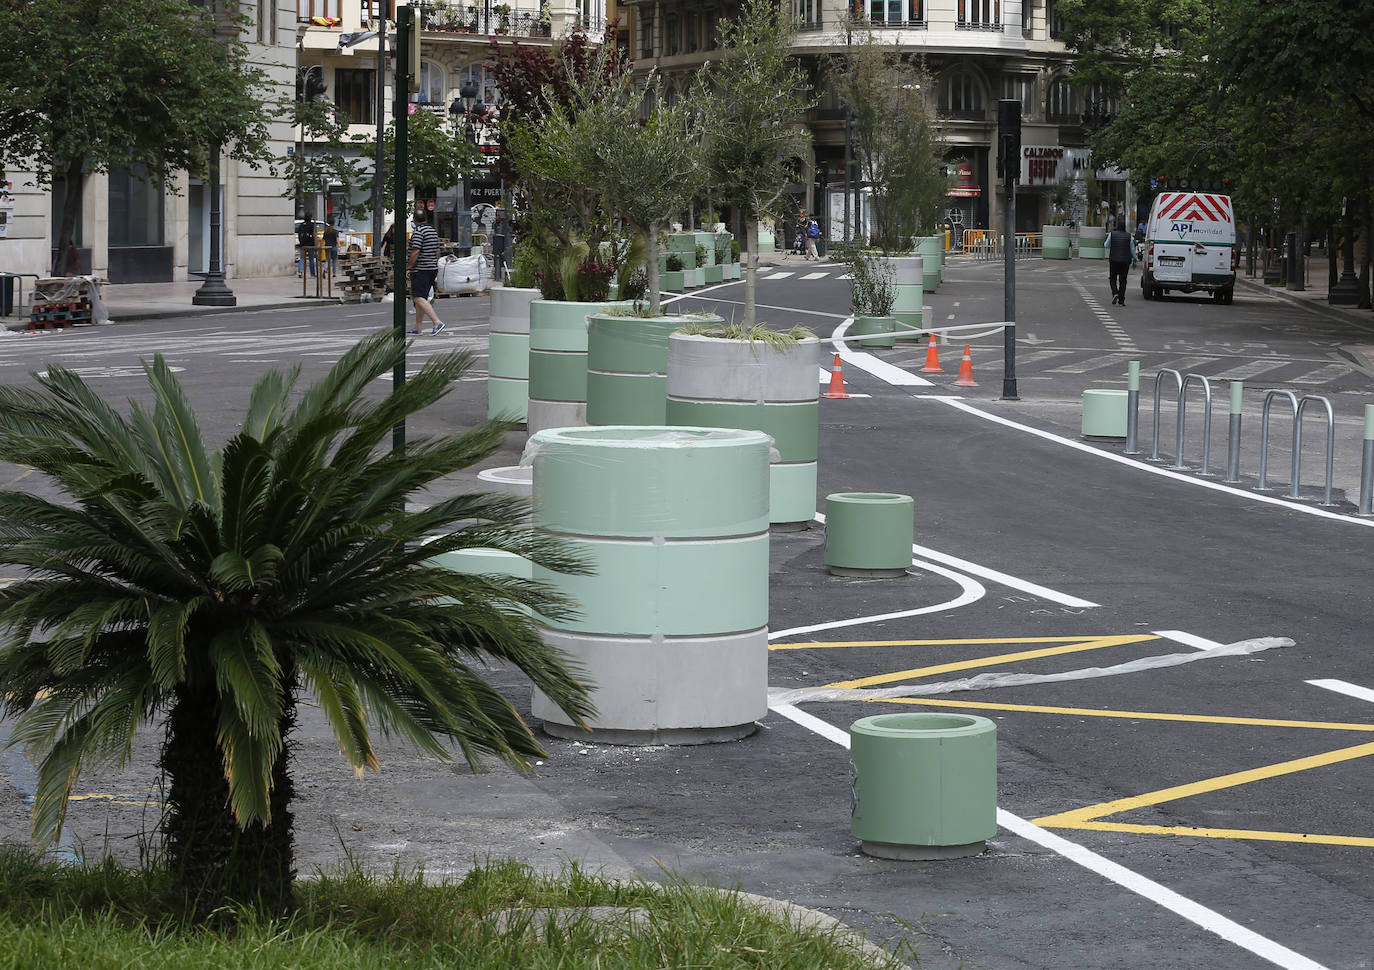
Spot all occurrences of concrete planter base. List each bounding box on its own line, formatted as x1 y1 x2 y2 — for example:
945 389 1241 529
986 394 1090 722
852 315 897 349
1043 225 1071 260
1081 388 1128 438
824 492 913 576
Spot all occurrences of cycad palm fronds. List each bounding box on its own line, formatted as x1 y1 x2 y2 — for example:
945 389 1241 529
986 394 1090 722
0 331 593 910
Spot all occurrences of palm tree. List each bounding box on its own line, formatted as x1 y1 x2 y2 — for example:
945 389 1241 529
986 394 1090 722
0 332 593 916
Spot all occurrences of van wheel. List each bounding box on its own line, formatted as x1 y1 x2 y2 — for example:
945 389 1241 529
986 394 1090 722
1221 286 1234 305
1142 276 1154 300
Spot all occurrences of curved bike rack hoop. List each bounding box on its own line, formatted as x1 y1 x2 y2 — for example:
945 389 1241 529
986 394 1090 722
1258 390 1299 491
1295 395 1337 506
1176 373 1214 476
1150 369 1184 462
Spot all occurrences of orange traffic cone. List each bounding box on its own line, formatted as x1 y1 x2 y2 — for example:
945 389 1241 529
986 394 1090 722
823 353 850 399
954 344 978 387
921 340 944 373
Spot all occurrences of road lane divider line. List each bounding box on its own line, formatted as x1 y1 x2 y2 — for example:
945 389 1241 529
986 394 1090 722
768 704 1333 970
771 635 1130 650
919 396 1374 529
1306 679 1374 704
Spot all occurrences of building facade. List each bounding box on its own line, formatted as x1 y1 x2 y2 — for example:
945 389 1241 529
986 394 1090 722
1 1 298 283
620 0 1133 241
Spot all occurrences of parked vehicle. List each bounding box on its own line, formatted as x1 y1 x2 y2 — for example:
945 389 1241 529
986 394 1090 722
1140 192 1237 304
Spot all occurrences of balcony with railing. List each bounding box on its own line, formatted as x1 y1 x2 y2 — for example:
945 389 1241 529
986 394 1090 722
298 0 551 37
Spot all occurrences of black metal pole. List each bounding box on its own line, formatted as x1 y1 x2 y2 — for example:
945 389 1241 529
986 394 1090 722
843 108 852 246
192 143 236 306
372 23 387 254
998 99 1019 400
391 3 412 453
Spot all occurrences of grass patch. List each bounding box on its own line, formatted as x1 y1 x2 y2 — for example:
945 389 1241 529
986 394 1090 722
0 845 911 969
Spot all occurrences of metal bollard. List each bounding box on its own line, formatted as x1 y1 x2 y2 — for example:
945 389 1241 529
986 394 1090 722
1224 381 1244 483
1125 361 1141 455
1360 405 1374 516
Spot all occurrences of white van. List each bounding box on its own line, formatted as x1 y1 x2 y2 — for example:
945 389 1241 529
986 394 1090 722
1141 192 1237 304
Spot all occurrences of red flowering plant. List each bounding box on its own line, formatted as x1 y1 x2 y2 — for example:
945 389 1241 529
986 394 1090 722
575 258 617 303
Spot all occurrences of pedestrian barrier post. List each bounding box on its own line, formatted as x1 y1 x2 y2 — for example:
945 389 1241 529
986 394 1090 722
1224 381 1244 484
1360 405 1374 515
1125 361 1141 454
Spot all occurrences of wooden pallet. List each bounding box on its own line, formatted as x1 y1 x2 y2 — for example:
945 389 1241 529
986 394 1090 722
338 255 391 303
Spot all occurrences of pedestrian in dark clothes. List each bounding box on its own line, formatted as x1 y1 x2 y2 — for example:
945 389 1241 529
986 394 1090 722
1107 220 1136 305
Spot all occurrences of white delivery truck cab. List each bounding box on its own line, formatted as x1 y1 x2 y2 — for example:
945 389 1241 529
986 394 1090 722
1141 192 1238 304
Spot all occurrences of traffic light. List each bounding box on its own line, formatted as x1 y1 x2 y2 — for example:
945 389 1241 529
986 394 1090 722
996 99 1021 183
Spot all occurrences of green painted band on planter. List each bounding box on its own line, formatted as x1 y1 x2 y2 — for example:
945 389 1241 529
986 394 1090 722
850 712 997 852
1043 240 1072 259
893 285 924 313
529 300 601 352
769 460 817 525
535 533 768 636
668 234 697 253
588 314 692 373
852 316 896 349
586 370 666 426
665 398 819 461
487 378 529 423
489 331 530 380
703 265 724 284
528 350 589 403
922 270 940 293
660 270 685 292
824 492 914 572
530 426 772 537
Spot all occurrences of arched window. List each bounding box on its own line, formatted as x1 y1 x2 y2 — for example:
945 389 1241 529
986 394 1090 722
457 64 499 108
417 60 444 105
1046 77 1083 123
938 70 986 120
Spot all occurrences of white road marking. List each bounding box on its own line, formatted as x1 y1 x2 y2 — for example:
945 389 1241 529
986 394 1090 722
763 272 796 280
1306 679 1374 703
800 272 830 280
1290 364 1351 384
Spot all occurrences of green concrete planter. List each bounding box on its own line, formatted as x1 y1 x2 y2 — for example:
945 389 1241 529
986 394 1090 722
528 426 772 744
888 255 925 342
660 269 685 292
587 312 722 426
1081 388 1128 438
666 332 821 530
1043 224 1071 260
1078 226 1107 260
850 712 997 859
703 264 724 285
852 315 897 349
488 284 540 423
725 261 741 281
916 235 943 291
527 298 622 435
824 492 913 576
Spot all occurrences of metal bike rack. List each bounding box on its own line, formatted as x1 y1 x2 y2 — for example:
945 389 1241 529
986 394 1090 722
1258 390 1336 505
1176 373 1214 475
1149 369 1183 462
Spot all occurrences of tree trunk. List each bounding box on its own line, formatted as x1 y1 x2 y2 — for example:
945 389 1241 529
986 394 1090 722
743 217 759 328
161 678 297 919
54 155 85 276
646 222 661 315
1361 194 1372 310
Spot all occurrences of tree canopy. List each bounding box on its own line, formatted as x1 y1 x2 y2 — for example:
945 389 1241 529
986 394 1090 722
0 0 275 270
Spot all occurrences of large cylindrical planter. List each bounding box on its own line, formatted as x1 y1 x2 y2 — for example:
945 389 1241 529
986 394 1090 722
1078 226 1107 260
665 332 821 530
916 236 942 292
824 492 913 576
528 426 772 744
527 299 618 435
1042 225 1071 260
852 315 896 349
850 712 998 860
488 285 540 423
587 313 722 426
888 255 925 341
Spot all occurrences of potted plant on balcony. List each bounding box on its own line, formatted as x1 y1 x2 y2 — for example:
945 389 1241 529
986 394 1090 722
494 2 511 32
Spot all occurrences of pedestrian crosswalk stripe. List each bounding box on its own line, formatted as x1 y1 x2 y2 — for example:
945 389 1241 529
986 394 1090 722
763 272 796 280
800 272 829 280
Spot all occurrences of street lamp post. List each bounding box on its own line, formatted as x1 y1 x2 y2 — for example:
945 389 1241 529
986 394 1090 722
192 142 236 306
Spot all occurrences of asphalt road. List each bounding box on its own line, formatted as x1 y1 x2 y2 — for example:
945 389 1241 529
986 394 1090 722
2 257 1374 969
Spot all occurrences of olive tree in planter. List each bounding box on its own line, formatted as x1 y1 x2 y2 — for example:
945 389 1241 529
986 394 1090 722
666 325 821 530
830 18 946 321
701 0 814 327
844 247 898 348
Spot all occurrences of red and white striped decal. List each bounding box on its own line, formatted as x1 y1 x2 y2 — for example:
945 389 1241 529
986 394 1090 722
1156 193 1233 224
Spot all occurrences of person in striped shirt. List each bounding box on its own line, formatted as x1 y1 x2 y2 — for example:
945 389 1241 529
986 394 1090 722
405 209 444 335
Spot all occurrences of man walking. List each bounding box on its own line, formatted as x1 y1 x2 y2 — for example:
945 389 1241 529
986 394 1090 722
1107 220 1135 305
405 209 445 336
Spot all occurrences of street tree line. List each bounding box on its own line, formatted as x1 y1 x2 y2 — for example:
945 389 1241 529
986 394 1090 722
1058 0 1374 303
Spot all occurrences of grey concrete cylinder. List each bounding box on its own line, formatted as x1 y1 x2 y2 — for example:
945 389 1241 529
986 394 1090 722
665 332 821 530
487 285 540 423
528 426 772 744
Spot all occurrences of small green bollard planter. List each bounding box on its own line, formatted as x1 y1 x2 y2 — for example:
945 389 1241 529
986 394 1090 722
824 492 914 576
1081 388 1128 438
852 315 897 349
850 712 997 860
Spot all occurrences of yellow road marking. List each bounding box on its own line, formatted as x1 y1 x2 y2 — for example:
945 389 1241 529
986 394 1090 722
2 468 34 488
826 635 1158 689
1054 821 1374 848
880 696 1374 733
